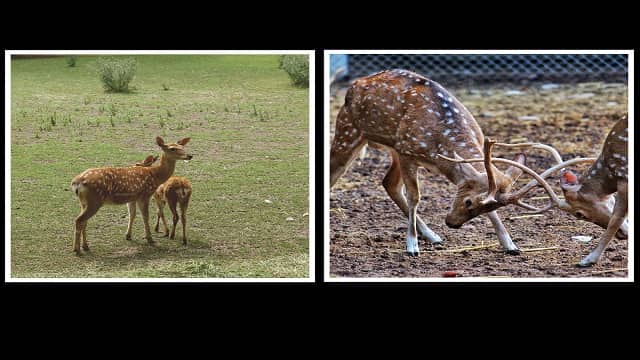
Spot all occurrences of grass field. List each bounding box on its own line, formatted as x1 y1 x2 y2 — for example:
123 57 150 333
9 55 310 278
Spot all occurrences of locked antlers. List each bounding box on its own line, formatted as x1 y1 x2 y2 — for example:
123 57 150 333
439 139 596 212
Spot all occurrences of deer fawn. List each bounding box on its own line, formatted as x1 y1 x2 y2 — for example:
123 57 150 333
442 116 629 267
70 137 192 255
330 69 568 256
153 177 192 245
136 156 193 245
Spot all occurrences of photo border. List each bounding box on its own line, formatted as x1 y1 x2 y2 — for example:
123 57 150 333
5 49 315 283
324 49 634 283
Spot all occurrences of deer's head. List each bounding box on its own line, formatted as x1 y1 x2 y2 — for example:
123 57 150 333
156 136 193 161
559 170 627 239
444 144 526 228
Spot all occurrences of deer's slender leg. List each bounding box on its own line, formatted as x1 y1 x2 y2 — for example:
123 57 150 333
137 198 154 244
579 182 628 267
179 195 190 245
74 200 101 255
383 149 443 244
79 202 89 251
154 197 161 233
155 197 169 236
486 211 520 254
126 202 136 241
399 158 421 256
167 196 179 241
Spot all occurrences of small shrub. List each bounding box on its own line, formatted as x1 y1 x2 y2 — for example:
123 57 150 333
280 55 309 87
96 57 137 93
67 56 77 67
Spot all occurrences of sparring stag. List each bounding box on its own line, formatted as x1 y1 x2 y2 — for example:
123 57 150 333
330 69 566 255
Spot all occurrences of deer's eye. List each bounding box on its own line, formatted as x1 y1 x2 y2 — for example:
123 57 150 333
575 211 586 220
170 148 177 152
464 199 473 208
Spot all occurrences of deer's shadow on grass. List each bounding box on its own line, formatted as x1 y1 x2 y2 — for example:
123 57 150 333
84 236 212 263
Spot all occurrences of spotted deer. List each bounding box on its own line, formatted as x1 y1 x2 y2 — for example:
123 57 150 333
153 177 192 245
70 137 192 254
330 69 567 256
442 116 629 266
135 156 193 245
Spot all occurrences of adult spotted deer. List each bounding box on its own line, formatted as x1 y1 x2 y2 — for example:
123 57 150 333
330 69 567 256
70 137 192 254
442 116 629 266
135 155 193 245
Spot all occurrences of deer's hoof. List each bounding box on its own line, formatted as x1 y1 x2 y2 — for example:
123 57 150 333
126 234 132 241
182 240 187 246
577 260 596 268
82 245 90 252
406 251 419 257
505 249 521 256
163 233 169 238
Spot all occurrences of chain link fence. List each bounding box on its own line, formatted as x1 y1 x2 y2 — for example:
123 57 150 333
336 54 628 84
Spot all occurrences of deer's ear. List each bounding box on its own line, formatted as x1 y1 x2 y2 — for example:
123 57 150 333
156 136 166 147
504 153 526 184
453 152 481 180
560 170 581 192
177 137 191 146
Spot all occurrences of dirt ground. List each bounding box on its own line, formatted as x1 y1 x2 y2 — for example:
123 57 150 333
329 80 629 279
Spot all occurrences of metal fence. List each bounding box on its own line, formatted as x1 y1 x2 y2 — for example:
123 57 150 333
338 54 628 84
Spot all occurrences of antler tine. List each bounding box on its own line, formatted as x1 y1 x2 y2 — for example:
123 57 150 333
511 157 596 201
481 138 498 205
520 201 556 214
515 200 543 211
494 142 563 164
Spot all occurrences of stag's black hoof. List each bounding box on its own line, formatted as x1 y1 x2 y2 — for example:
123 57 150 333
406 251 419 257
576 261 595 268
505 249 521 255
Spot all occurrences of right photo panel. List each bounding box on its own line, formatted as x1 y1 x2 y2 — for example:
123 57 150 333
325 50 632 281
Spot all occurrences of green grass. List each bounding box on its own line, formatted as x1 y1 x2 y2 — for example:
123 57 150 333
10 55 309 278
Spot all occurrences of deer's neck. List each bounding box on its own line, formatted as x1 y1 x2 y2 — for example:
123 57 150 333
580 156 617 197
152 155 177 184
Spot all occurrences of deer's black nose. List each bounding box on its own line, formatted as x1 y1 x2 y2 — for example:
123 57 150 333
445 220 461 229
187 155 193 160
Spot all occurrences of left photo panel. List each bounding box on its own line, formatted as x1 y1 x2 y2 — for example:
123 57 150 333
5 51 314 282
